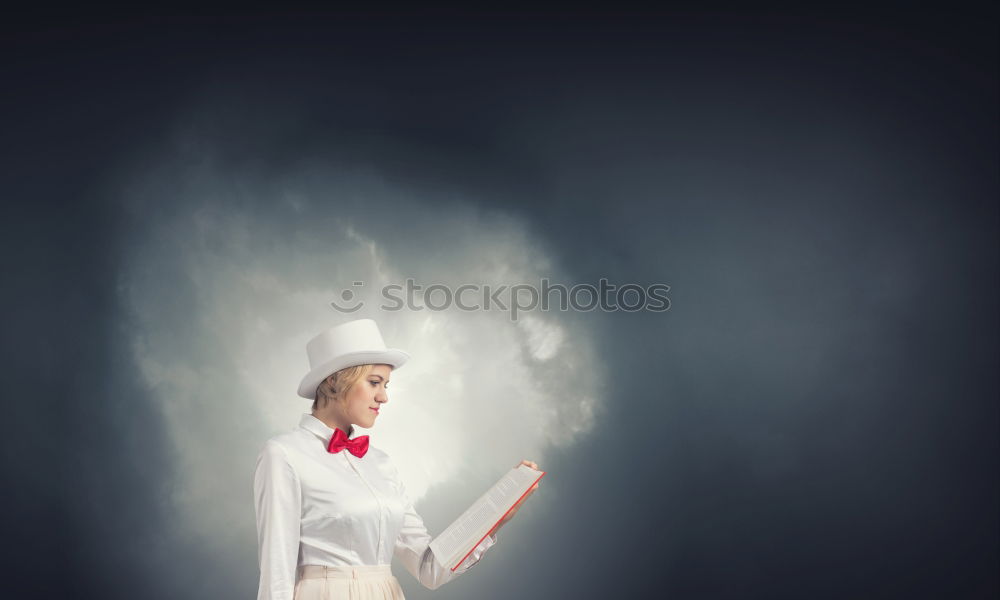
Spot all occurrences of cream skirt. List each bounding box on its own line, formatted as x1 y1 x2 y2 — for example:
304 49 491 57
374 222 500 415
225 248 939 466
293 565 406 600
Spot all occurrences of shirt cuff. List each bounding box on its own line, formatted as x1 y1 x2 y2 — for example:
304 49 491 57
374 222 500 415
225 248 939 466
456 532 497 572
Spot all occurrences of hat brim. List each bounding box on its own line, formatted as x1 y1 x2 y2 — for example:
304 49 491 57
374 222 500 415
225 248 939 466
297 349 410 399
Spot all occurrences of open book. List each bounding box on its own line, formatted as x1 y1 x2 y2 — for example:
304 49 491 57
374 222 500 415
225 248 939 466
429 464 546 571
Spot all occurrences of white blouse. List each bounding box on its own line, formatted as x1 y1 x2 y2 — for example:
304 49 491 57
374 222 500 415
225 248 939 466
253 413 497 600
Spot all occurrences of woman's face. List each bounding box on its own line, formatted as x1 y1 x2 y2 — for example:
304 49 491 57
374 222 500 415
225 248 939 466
340 363 392 429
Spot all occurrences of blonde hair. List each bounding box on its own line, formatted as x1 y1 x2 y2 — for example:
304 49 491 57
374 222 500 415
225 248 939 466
313 364 375 411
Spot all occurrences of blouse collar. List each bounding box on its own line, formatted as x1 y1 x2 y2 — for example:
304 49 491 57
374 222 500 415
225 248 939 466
299 413 365 445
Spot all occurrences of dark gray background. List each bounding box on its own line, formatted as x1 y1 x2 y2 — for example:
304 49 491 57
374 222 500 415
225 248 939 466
2 6 997 599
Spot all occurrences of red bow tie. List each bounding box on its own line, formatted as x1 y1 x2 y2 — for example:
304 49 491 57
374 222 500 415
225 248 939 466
327 428 370 458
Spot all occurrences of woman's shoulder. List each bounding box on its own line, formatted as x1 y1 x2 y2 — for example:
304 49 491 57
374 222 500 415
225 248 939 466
257 434 292 460
257 428 306 459
263 428 299 446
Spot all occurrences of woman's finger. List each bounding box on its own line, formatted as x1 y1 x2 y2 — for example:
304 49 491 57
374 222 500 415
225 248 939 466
515 459 542 471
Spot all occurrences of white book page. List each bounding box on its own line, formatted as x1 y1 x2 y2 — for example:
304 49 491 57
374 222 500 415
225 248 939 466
430 464 544 569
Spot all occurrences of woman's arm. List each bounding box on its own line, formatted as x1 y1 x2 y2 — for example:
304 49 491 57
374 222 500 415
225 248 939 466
253 441 302 600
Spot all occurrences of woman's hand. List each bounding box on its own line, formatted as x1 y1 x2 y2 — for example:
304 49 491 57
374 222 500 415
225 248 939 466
488 460 541 536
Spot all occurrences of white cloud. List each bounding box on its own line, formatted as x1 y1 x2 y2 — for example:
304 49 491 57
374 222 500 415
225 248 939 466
115 147 605 556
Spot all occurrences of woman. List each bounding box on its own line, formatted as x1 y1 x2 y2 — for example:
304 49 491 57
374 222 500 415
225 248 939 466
254 318 541 600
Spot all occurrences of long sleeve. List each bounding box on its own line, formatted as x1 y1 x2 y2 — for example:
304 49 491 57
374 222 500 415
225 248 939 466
253 440 302 600
392 473 498 590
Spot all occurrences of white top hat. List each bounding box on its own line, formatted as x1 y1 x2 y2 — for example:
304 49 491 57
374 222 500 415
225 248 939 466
297 318 410 399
